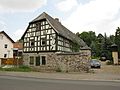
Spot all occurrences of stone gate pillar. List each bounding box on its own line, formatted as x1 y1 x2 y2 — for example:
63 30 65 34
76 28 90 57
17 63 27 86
80 45 91 60
111 44 118 65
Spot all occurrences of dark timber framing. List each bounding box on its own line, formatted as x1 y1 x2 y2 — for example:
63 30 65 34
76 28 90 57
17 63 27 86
21 12 86 53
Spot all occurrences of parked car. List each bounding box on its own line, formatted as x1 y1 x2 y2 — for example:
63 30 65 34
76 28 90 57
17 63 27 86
90 59 101 68
100 56 106 61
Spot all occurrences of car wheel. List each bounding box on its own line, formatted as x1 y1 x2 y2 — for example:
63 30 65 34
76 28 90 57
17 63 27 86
98 66 101 68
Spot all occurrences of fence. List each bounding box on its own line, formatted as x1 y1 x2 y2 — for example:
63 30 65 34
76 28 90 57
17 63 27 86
1 58 23 66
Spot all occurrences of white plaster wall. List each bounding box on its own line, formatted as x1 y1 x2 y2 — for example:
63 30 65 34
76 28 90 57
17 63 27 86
0 33 13 58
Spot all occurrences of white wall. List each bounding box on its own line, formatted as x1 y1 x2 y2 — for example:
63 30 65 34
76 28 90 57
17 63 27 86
0 33 13 58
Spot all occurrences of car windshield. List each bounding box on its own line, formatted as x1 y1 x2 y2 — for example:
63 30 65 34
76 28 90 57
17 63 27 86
91 60 100 63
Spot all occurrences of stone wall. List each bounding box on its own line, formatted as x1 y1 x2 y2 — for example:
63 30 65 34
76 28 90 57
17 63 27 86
47 52 90 72
26 52 91 72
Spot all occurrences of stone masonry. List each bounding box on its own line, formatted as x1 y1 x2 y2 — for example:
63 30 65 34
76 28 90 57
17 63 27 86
24 51 91 72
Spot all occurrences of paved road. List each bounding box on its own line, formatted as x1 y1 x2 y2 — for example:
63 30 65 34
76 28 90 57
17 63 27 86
0 76 120 90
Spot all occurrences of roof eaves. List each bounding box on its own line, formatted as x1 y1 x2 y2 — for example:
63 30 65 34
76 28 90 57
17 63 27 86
0 31 14 43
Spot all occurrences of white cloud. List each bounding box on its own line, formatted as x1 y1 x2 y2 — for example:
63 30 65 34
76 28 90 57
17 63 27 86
0 21 7 30
56 0 78 12
0 0 47 13
63 0 120 36
13 28 25 41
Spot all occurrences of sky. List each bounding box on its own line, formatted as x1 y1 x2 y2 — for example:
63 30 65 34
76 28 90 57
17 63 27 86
0 0 120 41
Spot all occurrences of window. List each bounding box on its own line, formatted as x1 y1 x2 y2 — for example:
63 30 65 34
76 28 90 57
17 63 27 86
43 30 46 35
30 40 34 47
31 42 34 46
30 32 34 36
34 56 46 66
4 44 8 48
36 56 40 66
46 25 49 29
29 56 34 65
4 54 7 58
42 56 46 65
36 32 40 36
41 38 46 46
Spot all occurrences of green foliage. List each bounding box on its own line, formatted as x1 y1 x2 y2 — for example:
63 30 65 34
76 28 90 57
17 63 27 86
79 31 97 46
78 31 115 59
115 27 120 53
72 42 80 52
106 60 113 65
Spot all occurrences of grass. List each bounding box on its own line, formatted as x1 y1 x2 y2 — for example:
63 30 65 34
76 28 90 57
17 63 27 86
0 65 32 72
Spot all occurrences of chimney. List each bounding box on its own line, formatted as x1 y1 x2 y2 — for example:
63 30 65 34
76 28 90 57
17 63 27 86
55 18 59 22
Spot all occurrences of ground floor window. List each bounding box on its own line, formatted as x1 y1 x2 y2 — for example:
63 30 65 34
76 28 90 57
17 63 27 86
36 56 40 66
29 56 47 66
29 56 34 65
41 56 46 65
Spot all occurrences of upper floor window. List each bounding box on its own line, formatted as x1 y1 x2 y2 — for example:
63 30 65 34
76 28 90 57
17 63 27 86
31 41 34 47
41 38 46 46
4 54 7 58
30 39 34 47
4 44 8 48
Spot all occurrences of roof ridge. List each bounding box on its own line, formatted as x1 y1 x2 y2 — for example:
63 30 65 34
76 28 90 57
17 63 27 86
0 31 14 43
22 12 86 47
31 12 50 23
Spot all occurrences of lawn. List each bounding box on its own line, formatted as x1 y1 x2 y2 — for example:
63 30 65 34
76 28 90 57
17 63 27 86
0 65 32 72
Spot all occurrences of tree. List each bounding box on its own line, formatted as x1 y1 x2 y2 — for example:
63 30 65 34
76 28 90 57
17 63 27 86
79 31 97 46
100 33 112 60
90 41 99 57
109 35 115 44
97 34 104 44
115 27 120 53
78 31 114 59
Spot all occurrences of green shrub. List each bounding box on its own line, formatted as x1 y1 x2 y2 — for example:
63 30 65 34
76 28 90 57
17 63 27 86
19 65 30 69
106 60 113 65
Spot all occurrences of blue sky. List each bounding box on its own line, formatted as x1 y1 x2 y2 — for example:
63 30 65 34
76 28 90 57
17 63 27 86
0 0 120 41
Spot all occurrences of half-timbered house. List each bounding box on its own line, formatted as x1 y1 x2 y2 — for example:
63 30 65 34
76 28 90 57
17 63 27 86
21 12 88 70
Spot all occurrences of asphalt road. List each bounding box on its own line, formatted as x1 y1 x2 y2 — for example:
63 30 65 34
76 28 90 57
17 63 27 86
0 76 120 90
